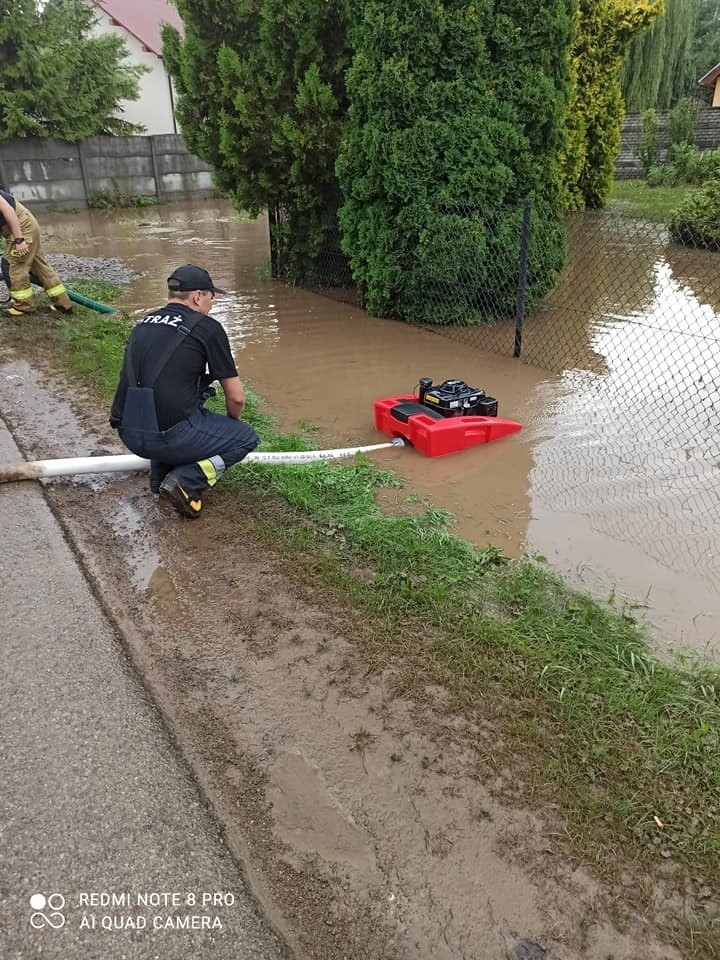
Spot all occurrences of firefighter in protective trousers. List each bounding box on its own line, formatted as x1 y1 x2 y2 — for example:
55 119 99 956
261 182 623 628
0 188 72 316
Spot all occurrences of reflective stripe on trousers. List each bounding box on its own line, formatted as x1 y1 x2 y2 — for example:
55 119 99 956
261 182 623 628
196 456 226 487
10 286 33 300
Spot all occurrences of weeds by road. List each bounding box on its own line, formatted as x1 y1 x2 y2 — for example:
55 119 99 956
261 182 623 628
7 296 720 958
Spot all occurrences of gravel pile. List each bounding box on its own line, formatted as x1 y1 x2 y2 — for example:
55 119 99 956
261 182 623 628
0 254 138 301
46 254 139 286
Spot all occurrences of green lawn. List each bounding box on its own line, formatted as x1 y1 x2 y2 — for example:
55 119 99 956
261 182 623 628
609 179 696 221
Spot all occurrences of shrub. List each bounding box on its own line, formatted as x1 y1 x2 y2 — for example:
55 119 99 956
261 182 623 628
669 178 720 248
638 108 659 177
646 164 665 187
667 96 700 147
696 148 720 183
163 0 350 283
668 142 702 182
561 0 663 210
338 0 575 323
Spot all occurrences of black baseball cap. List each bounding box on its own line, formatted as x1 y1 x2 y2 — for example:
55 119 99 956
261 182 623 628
167 264 226 295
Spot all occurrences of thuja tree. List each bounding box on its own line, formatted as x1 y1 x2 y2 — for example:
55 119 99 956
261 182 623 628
0 0 145 141
164 0 350 281
336 1 576 324
561 0 663 210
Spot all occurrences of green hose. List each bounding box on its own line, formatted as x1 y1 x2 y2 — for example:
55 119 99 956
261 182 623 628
67 289 117 314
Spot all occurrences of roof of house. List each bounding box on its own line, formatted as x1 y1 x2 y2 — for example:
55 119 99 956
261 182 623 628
92 0 183 57
699 62 720 87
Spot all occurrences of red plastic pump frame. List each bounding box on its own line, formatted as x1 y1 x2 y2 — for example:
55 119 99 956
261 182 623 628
374 394 522 458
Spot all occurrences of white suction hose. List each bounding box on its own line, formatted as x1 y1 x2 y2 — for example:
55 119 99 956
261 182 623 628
0 439 406 484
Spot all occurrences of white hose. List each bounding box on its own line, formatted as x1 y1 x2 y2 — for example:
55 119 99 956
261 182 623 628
0 439 406 483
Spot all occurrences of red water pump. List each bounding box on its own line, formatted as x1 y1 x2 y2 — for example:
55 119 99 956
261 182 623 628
374 376 522 457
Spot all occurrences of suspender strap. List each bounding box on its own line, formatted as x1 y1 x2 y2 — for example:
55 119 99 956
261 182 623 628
124 311 205 388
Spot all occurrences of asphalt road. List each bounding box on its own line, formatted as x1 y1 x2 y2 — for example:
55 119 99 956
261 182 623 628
0 415 288 960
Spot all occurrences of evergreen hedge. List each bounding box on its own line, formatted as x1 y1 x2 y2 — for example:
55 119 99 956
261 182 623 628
336 0 576 323
561 0 663 211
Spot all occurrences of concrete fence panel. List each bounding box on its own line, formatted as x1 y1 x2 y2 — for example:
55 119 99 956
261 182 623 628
79 136 156 199
0 139 85 206
0 135 215 208
150 134 214 197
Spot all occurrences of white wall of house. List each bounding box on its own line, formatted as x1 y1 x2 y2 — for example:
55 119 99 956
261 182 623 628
89 8 177 135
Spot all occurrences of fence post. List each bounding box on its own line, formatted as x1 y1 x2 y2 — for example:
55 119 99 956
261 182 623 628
268 206 279 278
514 198 532 359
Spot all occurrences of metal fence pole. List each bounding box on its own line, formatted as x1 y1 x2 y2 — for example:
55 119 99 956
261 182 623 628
514 198 532 358
268 205 280 278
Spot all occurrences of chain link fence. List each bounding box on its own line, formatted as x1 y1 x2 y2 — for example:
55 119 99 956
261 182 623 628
269 204 360 306
271 200 720 454
269 198 720 596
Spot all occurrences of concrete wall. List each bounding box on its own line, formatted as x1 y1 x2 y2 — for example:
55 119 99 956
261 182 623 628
0 136 215 209
88 8 177 136
616 106 720 179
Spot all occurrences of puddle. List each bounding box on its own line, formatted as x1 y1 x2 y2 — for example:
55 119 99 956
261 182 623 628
104 499 162 591
267 752 375 871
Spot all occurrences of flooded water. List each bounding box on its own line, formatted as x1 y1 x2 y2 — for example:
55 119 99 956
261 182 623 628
41 200 719 660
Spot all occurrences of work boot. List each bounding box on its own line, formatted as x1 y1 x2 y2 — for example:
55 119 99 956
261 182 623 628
3 305 34 317
159 475 203 519
149 461 171 495
48 288 73 314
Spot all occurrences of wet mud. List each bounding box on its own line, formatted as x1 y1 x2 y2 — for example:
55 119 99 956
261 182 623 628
0 360 692 960
36 200 720 659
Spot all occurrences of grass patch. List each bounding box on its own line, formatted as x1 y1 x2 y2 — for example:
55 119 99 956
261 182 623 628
2 280 131 397
67 278 123 305
10 303 720 956
88 190 157 210
53 281 129 396
609 179 697 221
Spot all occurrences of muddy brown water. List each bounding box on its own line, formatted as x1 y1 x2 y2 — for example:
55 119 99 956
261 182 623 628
41 200 720 660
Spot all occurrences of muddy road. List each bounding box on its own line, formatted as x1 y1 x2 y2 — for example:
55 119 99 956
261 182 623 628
36 200 720 660
0 359 686 960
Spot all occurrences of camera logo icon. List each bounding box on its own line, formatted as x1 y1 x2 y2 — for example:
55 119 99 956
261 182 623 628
29 893 66 929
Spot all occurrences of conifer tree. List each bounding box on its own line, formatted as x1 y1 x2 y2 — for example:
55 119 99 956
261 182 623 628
562 0 663 209
336 0 576 322
164 0 350 281
0 0 146 141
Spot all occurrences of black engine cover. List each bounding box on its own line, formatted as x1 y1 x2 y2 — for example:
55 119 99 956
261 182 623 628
421 379 498 418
